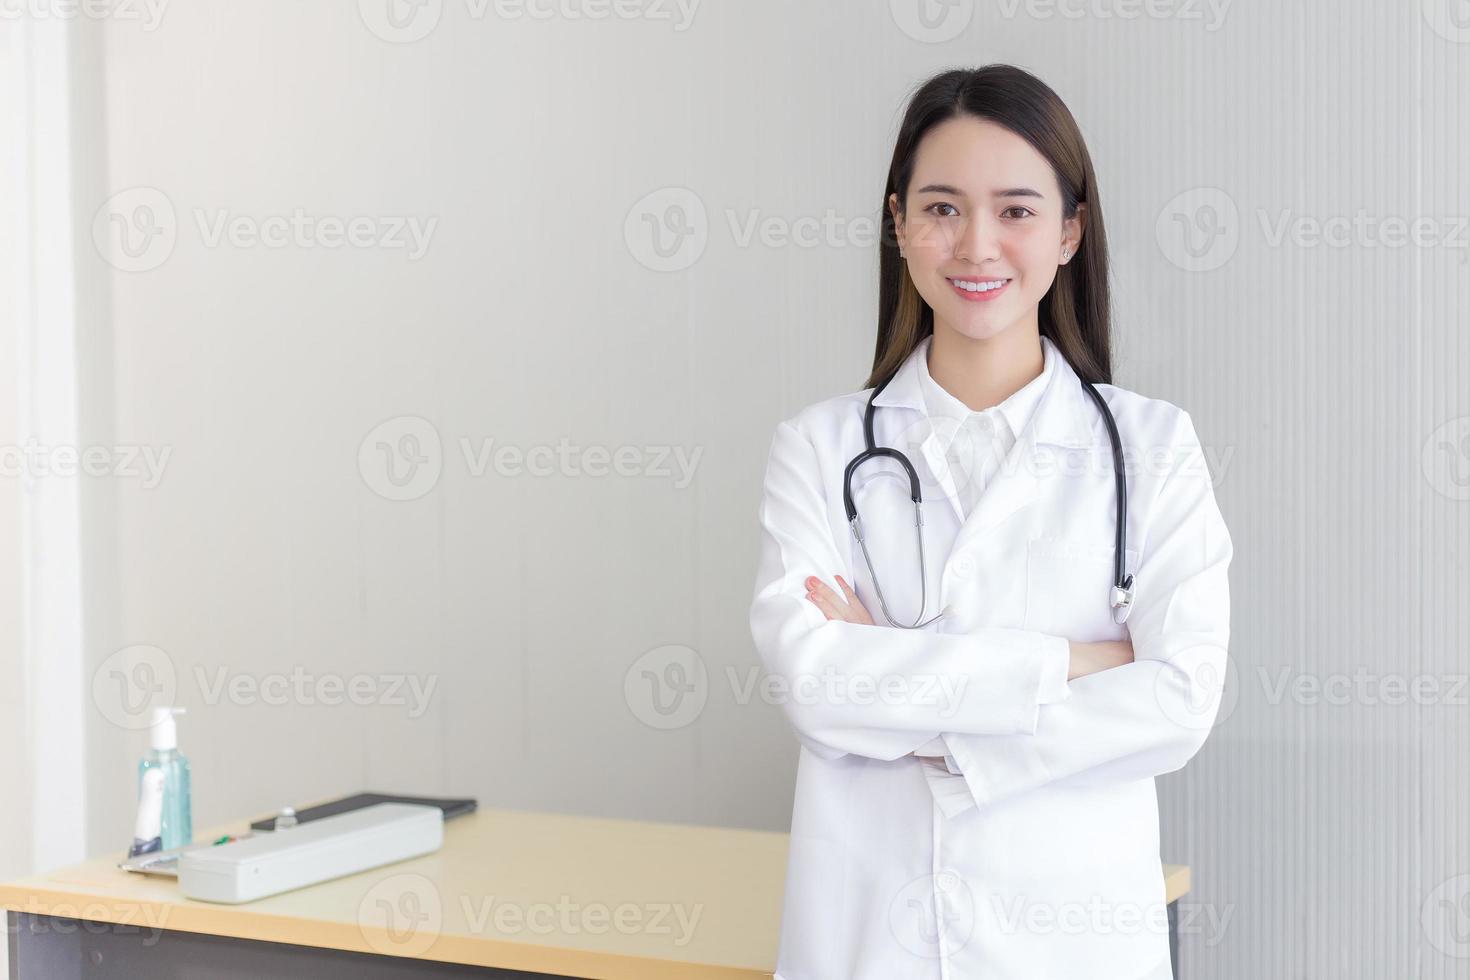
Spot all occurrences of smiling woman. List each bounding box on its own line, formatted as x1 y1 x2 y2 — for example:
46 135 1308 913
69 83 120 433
749 64 1233 980
874 66 1110 393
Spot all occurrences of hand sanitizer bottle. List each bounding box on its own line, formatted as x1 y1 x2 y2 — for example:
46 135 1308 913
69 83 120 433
139 707 192 849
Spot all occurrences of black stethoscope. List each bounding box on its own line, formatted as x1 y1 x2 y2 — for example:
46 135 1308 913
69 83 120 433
842 355 1135 629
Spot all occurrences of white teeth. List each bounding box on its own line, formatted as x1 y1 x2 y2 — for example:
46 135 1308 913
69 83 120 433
950 278 1008 292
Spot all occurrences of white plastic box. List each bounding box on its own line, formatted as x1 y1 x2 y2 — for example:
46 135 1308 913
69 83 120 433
178 802 444 904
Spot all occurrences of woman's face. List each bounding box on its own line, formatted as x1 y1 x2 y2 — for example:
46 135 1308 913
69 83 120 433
889 115 1084 344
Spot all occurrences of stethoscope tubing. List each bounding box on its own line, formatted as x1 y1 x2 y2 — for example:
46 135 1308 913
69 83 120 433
843 350 1134 628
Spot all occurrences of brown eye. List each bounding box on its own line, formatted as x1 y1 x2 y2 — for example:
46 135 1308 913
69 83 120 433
925 202 959 218
1001 206 1035 219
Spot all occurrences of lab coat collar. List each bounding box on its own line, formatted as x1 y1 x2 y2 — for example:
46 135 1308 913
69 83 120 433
917 332 1057 460
869 332 1097 450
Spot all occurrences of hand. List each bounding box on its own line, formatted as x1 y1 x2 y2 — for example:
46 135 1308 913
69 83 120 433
1067 639 1135 680
804 574 874 626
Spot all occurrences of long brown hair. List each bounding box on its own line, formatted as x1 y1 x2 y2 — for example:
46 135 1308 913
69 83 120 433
867 65 1112 389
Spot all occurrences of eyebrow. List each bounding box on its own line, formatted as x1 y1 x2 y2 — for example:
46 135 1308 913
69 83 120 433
913 183 1045 200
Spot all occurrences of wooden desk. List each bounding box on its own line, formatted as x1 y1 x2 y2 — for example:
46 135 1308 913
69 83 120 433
1 805 1192 979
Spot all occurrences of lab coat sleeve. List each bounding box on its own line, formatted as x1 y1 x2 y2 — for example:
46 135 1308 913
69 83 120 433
749 418 1072 762
920 646 1070 760
936 409 1233 809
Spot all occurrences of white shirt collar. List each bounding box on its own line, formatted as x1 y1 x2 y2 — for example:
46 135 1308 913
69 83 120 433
916 333 1056 453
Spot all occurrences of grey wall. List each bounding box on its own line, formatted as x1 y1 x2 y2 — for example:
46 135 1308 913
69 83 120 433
4 2 1467 978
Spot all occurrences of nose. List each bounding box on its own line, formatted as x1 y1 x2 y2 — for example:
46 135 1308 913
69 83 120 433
953 211 1002 265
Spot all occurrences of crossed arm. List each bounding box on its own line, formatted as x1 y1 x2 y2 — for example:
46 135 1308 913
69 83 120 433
802 572 1136 697
750 412 1232 809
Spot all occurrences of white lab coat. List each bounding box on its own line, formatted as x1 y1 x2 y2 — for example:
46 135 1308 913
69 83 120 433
749 334 1232 980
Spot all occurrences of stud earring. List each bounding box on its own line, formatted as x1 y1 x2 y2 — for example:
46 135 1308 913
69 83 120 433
1061 248 1070 261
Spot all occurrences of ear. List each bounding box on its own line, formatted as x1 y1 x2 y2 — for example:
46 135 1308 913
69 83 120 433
1062 202 1087 259
888 191 905 248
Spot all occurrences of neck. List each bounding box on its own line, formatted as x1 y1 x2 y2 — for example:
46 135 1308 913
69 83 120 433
927 319 1044 412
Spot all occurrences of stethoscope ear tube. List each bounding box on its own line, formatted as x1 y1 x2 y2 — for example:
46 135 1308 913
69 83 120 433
841 377 943 629
842 447 922 522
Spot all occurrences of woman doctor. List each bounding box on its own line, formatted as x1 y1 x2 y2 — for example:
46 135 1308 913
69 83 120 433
749 65 1233 980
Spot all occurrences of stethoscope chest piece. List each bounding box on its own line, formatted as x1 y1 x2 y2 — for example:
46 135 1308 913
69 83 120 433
1110 574 1135 625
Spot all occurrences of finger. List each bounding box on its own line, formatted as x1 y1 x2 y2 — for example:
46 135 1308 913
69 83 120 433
806 587 840 621
807 576 843 608
835 575 874 625
806 577 851 622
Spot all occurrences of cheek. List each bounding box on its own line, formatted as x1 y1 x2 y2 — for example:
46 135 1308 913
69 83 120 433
1006 230 1062 287
1007 226 1059 265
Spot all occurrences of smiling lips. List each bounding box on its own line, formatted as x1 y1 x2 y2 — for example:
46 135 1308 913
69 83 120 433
947 276 1012 302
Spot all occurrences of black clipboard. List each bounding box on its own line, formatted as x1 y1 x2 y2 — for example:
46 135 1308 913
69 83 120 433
249 792 477 831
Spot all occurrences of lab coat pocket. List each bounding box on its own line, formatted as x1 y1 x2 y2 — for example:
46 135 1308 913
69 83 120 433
1023 538 1140 641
